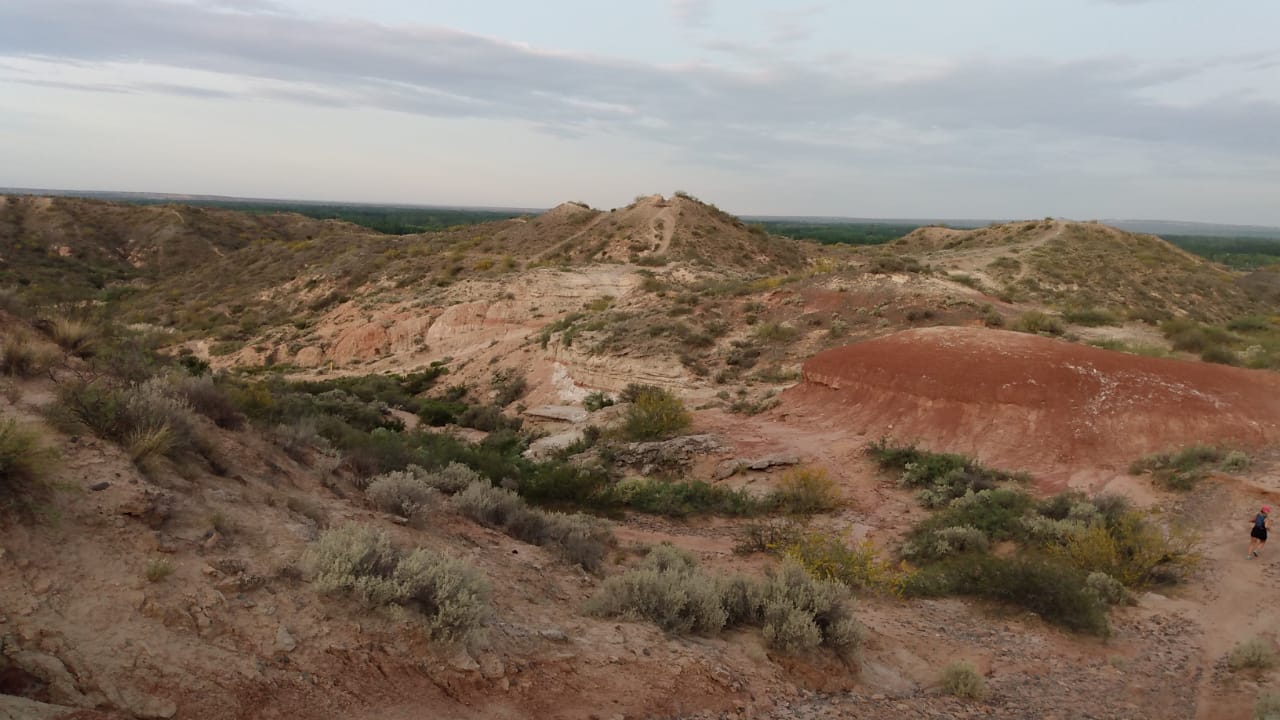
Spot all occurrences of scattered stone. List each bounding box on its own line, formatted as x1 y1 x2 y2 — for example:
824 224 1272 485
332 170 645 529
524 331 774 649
275 625 297 653
448 650 480 672
478 653 505 679
540 629 570 643
89 481 110 492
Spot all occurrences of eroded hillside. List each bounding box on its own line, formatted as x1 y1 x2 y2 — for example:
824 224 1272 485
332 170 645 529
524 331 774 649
3 195 1280 720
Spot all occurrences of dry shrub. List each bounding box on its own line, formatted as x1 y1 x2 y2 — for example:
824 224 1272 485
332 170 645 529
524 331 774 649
305 524 490 641
941 660 985 699
769 466 839 514
145 558 175 583
1230 637 1278 671
170 374 244 429
0 419 52 497
1 330 56 377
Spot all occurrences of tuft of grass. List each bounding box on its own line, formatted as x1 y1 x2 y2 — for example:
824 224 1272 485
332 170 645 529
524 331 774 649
941 660 986 699
1229 637 1278 671
49 316 97 357
126 423 174 463
0 420 52 497
768 467 840 514
1 330 56 377
145 558 175 583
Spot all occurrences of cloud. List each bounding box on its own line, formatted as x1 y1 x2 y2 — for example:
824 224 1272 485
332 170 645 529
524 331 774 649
0 0 1276 183
668 0 712 27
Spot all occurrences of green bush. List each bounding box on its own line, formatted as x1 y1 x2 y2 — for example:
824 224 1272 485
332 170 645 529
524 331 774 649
1129 445 1225 490
1013 311 1065 336
866 439 1027 508
305 524 490 641
622 385 692 441
54 377 203 466
941 660 986 699
583 391 614 412
1229 637 1278 671
782 531 909 596
602 477 762 517
1085 572 1129 605
905 554 1109 635
1201 346 1240 365
1062 308 1120 327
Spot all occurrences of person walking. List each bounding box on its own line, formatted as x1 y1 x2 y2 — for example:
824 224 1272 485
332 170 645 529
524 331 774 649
1249 505 1271 559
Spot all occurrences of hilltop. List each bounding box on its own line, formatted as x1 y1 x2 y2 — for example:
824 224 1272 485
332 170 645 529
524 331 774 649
889 219 1263 322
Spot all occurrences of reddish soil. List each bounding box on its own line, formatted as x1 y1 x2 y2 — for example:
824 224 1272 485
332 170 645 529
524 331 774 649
789 327 1280 485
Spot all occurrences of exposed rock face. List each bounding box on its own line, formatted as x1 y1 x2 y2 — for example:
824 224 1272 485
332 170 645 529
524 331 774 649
611 434 725 474
789 326 1280 482
524 405 590 423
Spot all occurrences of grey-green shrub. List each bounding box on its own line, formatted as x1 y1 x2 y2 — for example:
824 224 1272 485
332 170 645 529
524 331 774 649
587 548 861 656
451 481 612 571
305 524 490 641
584 544 727 635
904 525 990 561
941 660 985 699
430 462 483 493
366 470 442 517
1085 572 1129 606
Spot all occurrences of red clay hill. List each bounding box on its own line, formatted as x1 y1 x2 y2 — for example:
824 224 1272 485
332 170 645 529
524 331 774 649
787 326 1280 484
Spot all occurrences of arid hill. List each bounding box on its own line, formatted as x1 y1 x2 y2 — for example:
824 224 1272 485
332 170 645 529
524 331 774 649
789 326 1280 484
890 219 1262 322
4 194 1280 720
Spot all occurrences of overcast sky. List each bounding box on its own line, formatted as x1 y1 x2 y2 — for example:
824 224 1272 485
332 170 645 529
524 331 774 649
2 0 1279 223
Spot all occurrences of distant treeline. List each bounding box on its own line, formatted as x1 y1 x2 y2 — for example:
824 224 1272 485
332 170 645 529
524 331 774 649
1161 235 1280 270
753 221 921 245
128 199 530 235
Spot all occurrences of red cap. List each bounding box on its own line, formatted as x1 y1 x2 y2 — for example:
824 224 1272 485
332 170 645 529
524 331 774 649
1264 506 1272 514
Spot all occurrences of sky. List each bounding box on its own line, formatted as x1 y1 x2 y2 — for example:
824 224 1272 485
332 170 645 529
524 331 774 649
1 0 1279 224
